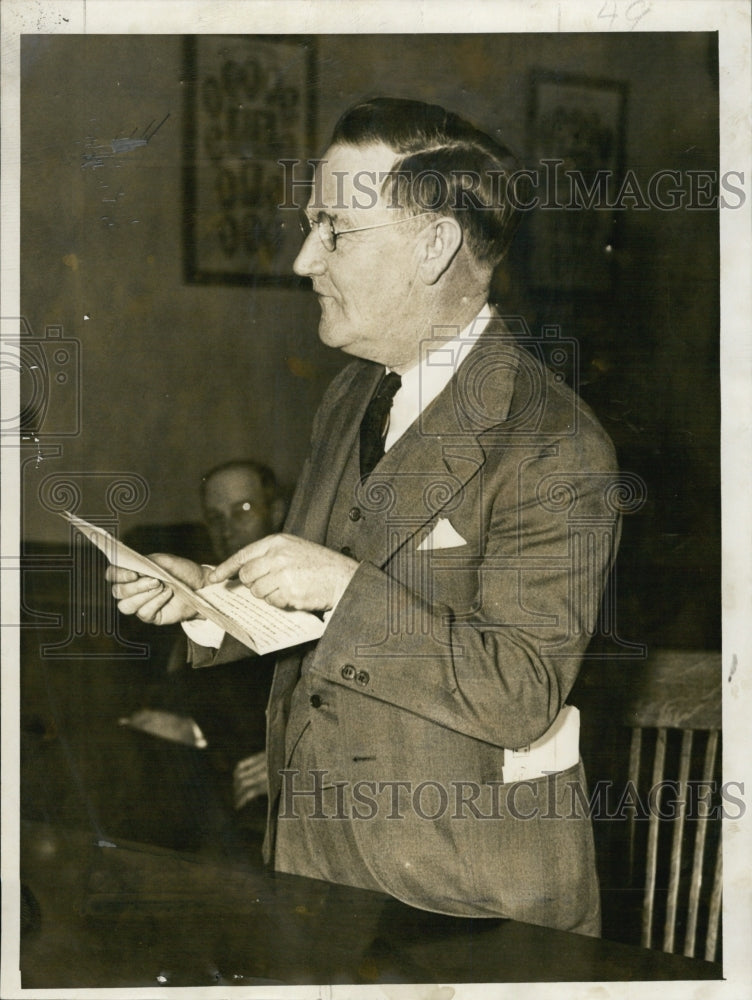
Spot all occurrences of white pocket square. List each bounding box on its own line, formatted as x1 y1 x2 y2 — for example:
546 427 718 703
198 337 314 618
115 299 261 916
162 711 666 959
417 518 467 552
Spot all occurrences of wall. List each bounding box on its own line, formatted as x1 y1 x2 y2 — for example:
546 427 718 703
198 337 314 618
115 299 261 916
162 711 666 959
21 33 334 539
20 30 720 639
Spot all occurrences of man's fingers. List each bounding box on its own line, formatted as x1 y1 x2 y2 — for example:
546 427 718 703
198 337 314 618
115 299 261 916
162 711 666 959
208 546 257 583
147 553 205 590
236 753 265 768
233 752 268 809
235 772 266 788
235 769 266 785
239 566 286 606
235 755 266 778
234 770 265 790
133 586 174 623
117 583 169 619
238 558 280 594
105 566 140 584
208 536 276 583
254 587 289 610
111 576 161 600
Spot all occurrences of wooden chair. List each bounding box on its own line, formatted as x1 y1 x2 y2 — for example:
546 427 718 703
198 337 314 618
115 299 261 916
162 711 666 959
622 650 722 961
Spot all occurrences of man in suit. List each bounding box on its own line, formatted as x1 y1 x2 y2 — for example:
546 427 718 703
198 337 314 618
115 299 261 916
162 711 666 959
118 459 286 854
108 98 620 935
171 459 287 812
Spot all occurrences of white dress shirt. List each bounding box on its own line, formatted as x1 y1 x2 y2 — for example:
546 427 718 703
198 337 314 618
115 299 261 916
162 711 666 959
384 303 491 451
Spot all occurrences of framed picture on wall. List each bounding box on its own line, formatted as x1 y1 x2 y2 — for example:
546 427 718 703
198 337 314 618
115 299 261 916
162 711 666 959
183 35 316 286
526 70 627 292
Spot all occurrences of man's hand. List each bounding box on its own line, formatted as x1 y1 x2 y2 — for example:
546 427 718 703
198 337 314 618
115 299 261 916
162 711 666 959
208 534 359 612
106 554 210 626
233 751 268 810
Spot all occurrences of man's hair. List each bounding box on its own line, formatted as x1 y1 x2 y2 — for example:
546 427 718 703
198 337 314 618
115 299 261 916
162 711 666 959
200 459 279 505
330 97 522 266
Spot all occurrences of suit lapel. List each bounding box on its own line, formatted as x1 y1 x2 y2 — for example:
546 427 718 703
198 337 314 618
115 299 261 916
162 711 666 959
350 321 520 568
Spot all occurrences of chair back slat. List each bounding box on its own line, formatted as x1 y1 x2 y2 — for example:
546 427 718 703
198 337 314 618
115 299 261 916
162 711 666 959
663 729 692 952
684 729 719 957
642 727 667 948
705 835 723 962
627 727 642 884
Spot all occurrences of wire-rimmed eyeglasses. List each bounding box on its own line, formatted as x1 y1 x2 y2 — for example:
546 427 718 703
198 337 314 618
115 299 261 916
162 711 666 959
298 208 435 252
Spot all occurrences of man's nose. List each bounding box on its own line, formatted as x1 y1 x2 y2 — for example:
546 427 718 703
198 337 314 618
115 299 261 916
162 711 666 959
293 228 326 277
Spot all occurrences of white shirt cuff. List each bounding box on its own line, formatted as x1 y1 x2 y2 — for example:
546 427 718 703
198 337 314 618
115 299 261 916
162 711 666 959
181 617 225 649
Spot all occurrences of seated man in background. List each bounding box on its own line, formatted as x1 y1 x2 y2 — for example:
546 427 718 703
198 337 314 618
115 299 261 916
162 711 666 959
123 459 286 841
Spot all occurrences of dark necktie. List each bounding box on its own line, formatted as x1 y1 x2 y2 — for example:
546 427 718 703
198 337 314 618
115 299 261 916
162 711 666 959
359 371 402 478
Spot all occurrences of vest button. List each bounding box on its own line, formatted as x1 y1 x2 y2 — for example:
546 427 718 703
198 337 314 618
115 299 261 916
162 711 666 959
341 663 356 680
309 694 322 708
348 507 361 522
340 545 354 558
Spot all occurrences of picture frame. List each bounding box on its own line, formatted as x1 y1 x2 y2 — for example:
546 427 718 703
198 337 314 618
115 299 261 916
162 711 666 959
183 35 316 286
526 69 628 292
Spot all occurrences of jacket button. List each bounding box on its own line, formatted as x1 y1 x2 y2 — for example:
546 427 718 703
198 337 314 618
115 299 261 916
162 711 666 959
341 664 356 680
355 670 370 686
309 694 322 708
348 507 361 522
340 545 354 558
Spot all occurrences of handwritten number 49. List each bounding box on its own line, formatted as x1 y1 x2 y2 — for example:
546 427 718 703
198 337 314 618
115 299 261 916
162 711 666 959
598 0 651 30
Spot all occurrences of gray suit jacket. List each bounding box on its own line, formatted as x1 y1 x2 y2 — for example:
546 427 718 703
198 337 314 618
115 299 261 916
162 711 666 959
208 318 619 931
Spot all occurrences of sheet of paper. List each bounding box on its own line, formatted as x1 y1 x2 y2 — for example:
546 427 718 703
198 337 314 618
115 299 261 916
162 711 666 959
60 511 326 654
60 511 185 585
196 580 325 656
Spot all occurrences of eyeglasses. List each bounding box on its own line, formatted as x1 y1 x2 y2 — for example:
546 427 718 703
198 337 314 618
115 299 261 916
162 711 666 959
298 208 435 252
204 500 264 530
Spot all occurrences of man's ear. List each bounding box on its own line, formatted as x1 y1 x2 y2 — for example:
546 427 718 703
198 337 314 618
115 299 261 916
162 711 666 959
416 216 463 285
270 496 287 531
